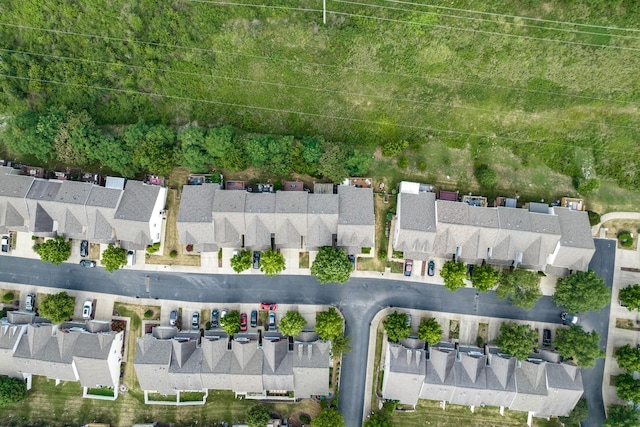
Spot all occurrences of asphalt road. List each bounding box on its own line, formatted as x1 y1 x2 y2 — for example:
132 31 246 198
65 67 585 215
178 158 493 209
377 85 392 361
0 239 614 427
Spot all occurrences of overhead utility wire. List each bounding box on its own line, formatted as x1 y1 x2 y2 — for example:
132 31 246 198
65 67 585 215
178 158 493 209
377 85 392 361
187 0 322 12
0 22 637 106
1 73 636 156
332 0 640 40
4 47 637 131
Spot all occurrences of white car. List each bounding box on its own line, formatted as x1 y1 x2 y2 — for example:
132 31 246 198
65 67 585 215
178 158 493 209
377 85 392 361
82 300 93 319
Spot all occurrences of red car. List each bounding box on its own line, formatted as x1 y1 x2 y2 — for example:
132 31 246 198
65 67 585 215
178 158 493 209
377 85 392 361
240 313 248 331
260 303 277 311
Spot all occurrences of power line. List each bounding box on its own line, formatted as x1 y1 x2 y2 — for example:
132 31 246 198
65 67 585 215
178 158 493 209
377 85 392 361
381 0 640 33
329 10 640 52
0 21 637 106
4 47 637 131
186 0 321 12
332 0 640 41
1 73 636 156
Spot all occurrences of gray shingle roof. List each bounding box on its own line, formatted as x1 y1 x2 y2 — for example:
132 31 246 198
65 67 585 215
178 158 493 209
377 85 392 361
115 181 161 222
86 186 122 208
26 180 62 202
177 184 218 223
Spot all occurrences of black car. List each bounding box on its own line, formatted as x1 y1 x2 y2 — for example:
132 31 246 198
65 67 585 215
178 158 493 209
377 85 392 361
543 329 552 346
80 240 89 257
252 251 261 269
427 260 435 276
250 310 258 328
211 309 219 328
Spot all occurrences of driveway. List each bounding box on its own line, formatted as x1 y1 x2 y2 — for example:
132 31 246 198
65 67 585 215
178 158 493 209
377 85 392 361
0 240 615 427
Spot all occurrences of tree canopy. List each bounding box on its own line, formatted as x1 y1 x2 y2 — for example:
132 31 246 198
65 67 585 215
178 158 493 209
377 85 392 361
278 311 307 337
417 318 443 345
33 236 71 265
220 310 241 336
616 373 640 403
552 270 610 314
553 325 604 369
101 244 127 273
310 247 352 284
315 308 344 341
440 260 467 292
470 264 500 293
245 405 270 427
311 408 345 427
496 268 542 311
259 249 286 277
39 291 75 324
559 398 588 427
619 284 640 311
605 405 640 427
383 311 411 343
494 322 538 361
0 376 27 407
616 345 640 373
230 250 252 273
364 412 393 427
330 334 352 359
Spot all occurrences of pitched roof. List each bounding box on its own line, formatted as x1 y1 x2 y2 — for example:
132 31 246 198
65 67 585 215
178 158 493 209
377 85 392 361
177 184 218 223
115 181 161 222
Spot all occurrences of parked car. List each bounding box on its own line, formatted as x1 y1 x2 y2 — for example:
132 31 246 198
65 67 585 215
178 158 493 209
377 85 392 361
427 260 435 276
169 310 178 326
127 250 136 266
79 260 96 268
348 255 355 270
211 309 219 328
406 312 412 327
240 313 248 331
192 312 200 330
543 329 552 346
268 312 276 330
80 240 89 257
404 259 413 277
250 310 258 328
260 302 277 311
560 312 578 325
82 300 93 319
25 293 36 312
220 309 228 322
2 235 10 252
252 251 261 269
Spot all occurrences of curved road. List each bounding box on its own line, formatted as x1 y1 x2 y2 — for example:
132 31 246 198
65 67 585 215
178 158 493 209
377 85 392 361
0 239 613 427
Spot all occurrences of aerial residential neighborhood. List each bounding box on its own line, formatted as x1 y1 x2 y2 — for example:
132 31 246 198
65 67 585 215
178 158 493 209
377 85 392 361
1 1 639 427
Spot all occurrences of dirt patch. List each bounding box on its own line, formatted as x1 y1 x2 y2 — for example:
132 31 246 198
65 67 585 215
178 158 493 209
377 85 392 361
603 219 640 250
616 318 640 331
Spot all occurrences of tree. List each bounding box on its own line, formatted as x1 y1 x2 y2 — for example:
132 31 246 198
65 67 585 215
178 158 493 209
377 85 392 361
345 148 372 176
310 247 352 284
246 405 270 427
381 140 408 157
616 345 640 373
620 284 640 311
474 164 498 188
221 310 241 336
605 405 640 427
617 373 640 403
100 244 127 273
39 291 75 324
496 268 542 311
364 412 393 427
311 408 345 427
130 122 177 175
471 264 500 293
0 376 27 407
494 322 538 361
179 126 213 171
315 307 343 340
230 250 252 273
279 311 307 337
259 249 286 277
317 144 348 183
440 260 467 292
553 270 610 314
383 311 411 343
553 325 604 368
330 334 352 359
559 398 588 427
33 236 71 265
417 317 443 345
